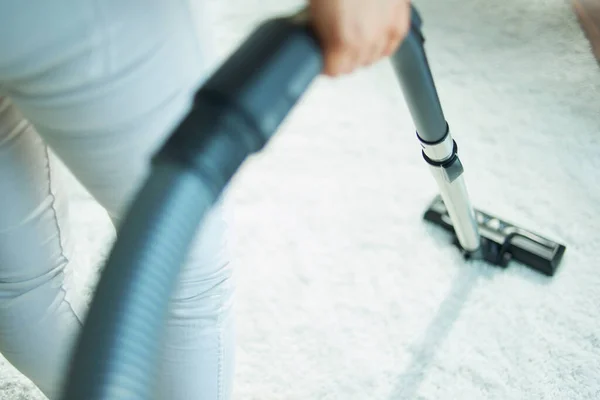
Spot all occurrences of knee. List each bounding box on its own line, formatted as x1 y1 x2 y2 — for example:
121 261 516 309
0 234 77 325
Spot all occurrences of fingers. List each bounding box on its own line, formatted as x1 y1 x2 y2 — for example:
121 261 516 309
311 0 411 78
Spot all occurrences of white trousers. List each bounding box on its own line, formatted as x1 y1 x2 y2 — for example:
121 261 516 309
0 1 235 399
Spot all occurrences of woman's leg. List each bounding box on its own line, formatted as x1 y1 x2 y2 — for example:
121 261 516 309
0 97 83 400
0 0 234 399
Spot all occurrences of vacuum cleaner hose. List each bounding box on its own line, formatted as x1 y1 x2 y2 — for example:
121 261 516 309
61 164 218 400
60 14 322 400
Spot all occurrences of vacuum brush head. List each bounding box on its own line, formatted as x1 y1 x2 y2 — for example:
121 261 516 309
424 195 566 276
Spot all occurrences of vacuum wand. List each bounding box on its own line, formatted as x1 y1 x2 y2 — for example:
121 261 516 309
391 8 481 254
390 7 565 273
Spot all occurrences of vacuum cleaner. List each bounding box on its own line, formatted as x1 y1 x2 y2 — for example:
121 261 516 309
59 5 566 400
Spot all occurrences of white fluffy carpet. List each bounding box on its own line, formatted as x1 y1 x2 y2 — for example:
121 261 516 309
2 0 599 399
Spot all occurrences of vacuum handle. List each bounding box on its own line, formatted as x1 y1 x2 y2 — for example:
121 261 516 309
209 5 422 140
208 4 428 144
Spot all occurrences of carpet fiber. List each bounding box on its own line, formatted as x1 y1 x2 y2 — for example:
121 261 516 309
1 0 599 399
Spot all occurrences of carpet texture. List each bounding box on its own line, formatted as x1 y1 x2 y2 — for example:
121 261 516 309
1 0 599 399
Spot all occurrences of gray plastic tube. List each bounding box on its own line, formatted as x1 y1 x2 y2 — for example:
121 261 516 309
62 164 216 399
391 7 448 144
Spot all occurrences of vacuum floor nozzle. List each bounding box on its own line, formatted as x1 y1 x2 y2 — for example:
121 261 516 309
424 196 566 276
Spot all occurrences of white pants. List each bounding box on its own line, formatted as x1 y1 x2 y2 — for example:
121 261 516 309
0 1 235 399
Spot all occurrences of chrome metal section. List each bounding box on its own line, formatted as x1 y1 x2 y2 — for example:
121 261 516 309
428 165 481 252
421 132 454 162
418 128 480 252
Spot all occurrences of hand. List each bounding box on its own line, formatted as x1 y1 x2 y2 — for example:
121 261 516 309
308 0 411 77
